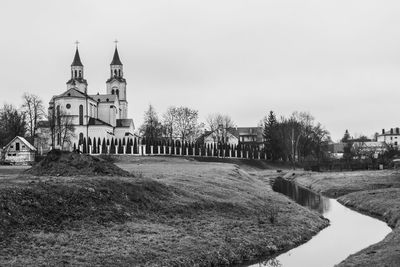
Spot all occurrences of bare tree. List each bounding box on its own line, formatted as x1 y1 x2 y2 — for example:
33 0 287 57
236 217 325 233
162 106 203 142
22 93 45 143
206 113 235 143
48 107 75 150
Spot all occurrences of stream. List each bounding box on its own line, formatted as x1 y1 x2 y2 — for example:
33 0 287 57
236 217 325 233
250 177 392 267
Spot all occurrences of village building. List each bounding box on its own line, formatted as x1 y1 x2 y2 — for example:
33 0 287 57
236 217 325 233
37 44 135 151
2 136 36 164
198 127 264 149
377 128 400 147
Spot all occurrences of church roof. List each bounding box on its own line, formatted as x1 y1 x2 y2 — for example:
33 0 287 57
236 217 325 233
110 47 123 65
88 118 112 127
71 48 83 67
89 94 117 103
66 77 88 85
51 88 95 103
106 77 126 83
116 119 134 128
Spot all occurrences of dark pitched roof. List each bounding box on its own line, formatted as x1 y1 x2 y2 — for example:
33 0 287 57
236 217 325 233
110 47 123 65
116 119 133 127
88 118 112 127
3 136 36 151
71 48 83 67
51 88 95 102
66 77 88 86
89 94 117 103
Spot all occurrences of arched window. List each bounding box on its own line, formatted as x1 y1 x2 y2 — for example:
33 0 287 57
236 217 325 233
79 70 82 78
56 105 60 126
114 69 117 76
79 105 83 125
118 70 121 76
116 89 119 97
111 89 114 95
79 133 84 143
74 70 77 78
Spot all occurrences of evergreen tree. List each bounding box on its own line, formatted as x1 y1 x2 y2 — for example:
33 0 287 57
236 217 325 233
263 110 279 160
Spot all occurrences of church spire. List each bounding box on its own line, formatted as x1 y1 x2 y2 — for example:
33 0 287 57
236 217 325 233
71 41 83 67
67 41 87 94
110 40 123 65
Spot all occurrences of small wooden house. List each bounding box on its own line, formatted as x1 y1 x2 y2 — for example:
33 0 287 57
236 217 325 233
2 136 36 164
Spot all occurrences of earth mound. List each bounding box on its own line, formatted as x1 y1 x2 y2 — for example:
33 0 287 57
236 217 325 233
25 150 132 176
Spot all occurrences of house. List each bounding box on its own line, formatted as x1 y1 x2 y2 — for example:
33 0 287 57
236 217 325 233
2 136 36 164
236 127 265 149
377 128 400 147
327 143 346 159
198 129 239 146
198 126 265 149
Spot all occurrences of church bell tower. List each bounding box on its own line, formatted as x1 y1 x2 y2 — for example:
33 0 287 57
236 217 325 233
106 41 128 119
66 42 88 94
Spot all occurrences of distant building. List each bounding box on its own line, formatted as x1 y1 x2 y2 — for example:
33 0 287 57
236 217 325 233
198 127 264 149
2 136 36 164
328 143 346 159
377 128 400 147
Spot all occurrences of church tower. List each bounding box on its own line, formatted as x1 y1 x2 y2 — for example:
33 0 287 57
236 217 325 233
106 43 128 119
66 44 88 94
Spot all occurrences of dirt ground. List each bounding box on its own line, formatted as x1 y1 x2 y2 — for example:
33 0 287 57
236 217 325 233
0 157 327 266
292 170 400 267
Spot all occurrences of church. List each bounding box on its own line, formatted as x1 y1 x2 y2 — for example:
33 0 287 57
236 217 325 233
37 44 135 152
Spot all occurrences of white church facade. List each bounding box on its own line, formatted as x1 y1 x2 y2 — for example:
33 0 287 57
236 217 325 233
37 45 135 151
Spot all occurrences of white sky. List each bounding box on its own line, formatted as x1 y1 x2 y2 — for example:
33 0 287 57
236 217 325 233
1 0 400 141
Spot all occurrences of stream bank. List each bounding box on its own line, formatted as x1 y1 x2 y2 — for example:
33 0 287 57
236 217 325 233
292 170 400 266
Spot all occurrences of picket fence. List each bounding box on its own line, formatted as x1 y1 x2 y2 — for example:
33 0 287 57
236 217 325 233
73 137 267 160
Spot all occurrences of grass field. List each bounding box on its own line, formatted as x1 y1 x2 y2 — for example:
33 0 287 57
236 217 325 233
292 170 400 266
0 157 328 266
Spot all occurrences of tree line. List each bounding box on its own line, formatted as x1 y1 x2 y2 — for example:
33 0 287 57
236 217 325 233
0 93 45 148
263 110 331 162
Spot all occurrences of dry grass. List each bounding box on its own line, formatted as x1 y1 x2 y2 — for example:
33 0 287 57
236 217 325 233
0 157 328 266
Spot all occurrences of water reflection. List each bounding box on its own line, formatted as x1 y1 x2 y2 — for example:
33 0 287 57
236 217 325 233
272 177 330 214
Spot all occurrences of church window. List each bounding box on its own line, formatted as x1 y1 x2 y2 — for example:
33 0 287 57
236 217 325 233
118 70 121 76
16 143 20 151
79 70 82 78
66 104 71 109
111 89 114 95
114 69 117 76
116 89 119 97
79 133 83 143
79 105 83 125
56 105 61 126
74 70 77 78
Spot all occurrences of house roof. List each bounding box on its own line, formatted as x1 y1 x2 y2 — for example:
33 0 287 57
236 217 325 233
116 119 134 128
88 118 112 127
89 94 117 103
110 47 123 65
71 48 83 66
3 136 36 151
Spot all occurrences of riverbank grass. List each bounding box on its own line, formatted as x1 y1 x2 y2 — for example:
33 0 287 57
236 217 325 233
0 158 328 266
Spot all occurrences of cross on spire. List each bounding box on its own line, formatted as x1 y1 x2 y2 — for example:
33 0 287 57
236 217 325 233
75 40 80 48
114 39 118 47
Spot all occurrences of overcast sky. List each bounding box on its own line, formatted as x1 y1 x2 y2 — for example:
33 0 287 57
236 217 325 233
2 0 400 141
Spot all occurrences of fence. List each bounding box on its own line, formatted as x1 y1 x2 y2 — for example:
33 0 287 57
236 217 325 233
73 137 267 160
